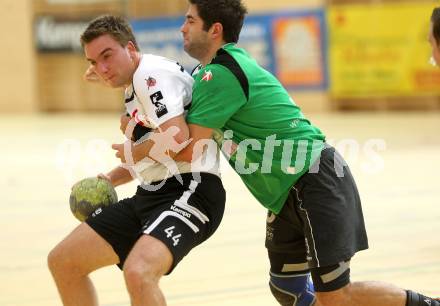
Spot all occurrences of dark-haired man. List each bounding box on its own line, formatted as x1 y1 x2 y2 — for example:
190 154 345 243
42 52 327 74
176 1 440 305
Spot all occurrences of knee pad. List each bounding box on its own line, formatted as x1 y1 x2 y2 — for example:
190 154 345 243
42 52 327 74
269 272 316 306
310 260 351 292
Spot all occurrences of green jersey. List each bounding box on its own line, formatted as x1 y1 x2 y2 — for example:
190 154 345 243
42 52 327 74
187 43 325 214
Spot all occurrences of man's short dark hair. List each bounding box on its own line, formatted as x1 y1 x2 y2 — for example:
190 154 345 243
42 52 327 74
189 0 248 43
80 15 139 51
431 7 440 45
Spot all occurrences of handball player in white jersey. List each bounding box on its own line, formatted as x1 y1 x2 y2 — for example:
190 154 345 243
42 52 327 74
47 15 225 306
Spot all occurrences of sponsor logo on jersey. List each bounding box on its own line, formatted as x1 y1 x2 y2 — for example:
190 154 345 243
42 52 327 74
150 91 168 118
146 77 156 90
201 70 213 82
170 205 192 218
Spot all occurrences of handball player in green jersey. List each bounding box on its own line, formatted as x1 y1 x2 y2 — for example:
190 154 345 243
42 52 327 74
174 1 440 305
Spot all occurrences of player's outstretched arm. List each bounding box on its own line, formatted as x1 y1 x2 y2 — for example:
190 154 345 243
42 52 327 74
98 165 134 187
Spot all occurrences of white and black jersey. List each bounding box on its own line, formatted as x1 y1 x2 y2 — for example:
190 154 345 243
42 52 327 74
125 54 192 129
125 54 219 183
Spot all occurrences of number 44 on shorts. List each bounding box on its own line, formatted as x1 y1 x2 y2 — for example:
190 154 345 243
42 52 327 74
164 226 181 246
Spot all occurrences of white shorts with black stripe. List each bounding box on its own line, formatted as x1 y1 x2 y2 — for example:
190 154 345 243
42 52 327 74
86 172 225 272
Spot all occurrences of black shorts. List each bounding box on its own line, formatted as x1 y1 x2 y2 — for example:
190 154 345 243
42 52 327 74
86 172 225 272
266 145 369 289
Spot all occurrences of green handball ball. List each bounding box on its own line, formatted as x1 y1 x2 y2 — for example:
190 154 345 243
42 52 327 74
69 177 118 222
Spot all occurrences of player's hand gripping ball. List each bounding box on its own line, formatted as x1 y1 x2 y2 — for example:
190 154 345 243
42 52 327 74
69 177 118 222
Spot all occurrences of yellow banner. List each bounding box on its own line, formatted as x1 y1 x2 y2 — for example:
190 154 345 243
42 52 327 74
329 2 440 98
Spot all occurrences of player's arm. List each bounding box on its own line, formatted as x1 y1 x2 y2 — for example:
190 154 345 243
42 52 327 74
112 114 190 164
174 123 214 163
98 165 134 187
134 114 189 163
